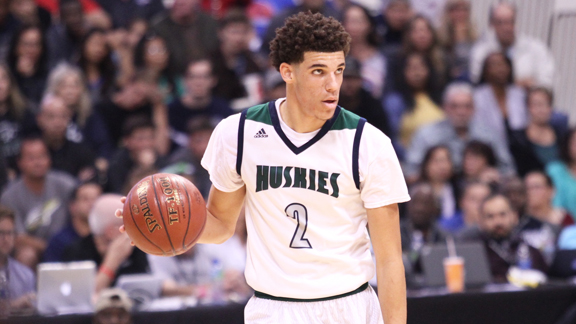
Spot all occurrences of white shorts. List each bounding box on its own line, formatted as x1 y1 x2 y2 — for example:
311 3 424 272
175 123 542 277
244 285 384 324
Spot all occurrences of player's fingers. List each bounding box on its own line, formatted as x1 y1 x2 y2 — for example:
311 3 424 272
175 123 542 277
119 225 125 233
120 196 127 203
115 208 123 218
130 241 135 246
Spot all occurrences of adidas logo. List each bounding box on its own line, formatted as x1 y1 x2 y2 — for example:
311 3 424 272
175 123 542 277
254 128 268 138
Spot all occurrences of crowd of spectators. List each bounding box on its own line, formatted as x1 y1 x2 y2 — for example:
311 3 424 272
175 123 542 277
0 0 573 317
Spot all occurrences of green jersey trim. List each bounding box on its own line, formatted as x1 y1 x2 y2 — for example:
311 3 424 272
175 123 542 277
245 103 272 125
331 108 362 130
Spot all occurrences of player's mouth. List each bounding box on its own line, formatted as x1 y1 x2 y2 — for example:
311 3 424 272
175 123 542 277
322 98 338 108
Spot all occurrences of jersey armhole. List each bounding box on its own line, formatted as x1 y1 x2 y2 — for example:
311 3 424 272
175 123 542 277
236 109 248 176
352 118 367 190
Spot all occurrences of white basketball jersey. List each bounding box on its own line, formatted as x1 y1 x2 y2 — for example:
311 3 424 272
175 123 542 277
202 99 410 299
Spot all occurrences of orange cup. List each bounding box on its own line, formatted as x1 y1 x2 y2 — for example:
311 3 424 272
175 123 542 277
443 256 465 293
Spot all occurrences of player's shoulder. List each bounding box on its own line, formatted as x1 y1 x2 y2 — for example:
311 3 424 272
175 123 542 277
333 107 391 142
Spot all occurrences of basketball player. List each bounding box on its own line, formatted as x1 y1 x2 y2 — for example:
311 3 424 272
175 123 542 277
119 11 409 324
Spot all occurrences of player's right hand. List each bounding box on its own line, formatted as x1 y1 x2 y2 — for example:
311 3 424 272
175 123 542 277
114 196 133 245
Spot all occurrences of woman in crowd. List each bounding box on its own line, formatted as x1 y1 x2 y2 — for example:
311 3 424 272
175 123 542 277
473 52 527 145
438 0 477 81
0 64 35 172
383 52 443 151
459 140 500 189
134 33 183 104
388 15 448 91
342 3 386 99
44 63 114 160
7 24 49 106
509 87 563 177
547 129 576 220
418 145 458 224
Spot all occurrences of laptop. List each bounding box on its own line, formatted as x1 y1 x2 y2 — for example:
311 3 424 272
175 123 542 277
420 242 492 288
37 261 96 315
116 274 162 306
549 249 576 278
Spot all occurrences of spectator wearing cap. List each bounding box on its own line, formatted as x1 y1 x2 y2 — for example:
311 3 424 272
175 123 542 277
93 288 133 324
338 57 391 137
168 58 233 148
62 194 149 293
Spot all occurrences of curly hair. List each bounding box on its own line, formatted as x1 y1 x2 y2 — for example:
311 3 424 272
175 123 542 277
269 11 351 70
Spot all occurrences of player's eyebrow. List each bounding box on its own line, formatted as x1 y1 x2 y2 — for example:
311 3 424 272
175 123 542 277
307 63 346 69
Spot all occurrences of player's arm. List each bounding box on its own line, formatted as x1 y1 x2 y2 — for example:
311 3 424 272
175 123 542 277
367 203 406 324
196 185 246 244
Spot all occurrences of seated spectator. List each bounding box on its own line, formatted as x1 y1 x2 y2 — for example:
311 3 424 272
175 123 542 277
0 137 76 269
168 58 233 147
509 87 563 177
35 0 112 30
418 145 458 225
260 0 339 56
383 52 443 150
96 0 164 29
211 10 263 110
134 32 182 104
460 140 500 188
151 0 218 73
97 72 170 155
501 176 559 265
438 0 477 81
107 116 167 194
7 24 49 106
452 181 492 236
43 181 102 262
44 62 114 160
166 117 215 199
463 193 547 282
546 129 576 220
10 0 51 30
401 183 446 277
0 63 36 171
405 82 515 180
525 171 572 227
0 205 35 313
63 194 149 293
338 57 390 137
36 94 96 180
473 52 527 145
469 1 554 88
77 28 116 104
46 0 86 69
262 68 286 103
92 288 133 324
375 0 412 56
343 3 386 99
387 15 448 92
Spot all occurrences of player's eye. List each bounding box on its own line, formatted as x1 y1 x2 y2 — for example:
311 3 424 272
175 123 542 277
312 69 323 75
336 68 344 74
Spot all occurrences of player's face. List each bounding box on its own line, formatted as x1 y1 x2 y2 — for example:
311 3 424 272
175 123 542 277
286 51 345 125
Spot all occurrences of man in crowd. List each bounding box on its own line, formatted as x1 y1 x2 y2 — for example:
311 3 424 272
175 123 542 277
0 205 35 312
469 1 555 88
151 0 218 73
0 137 76 269
63 194 149 293
43 182 102 262
405 82 515 180
463 193 547 282
46 0 86 68
92 288 133 324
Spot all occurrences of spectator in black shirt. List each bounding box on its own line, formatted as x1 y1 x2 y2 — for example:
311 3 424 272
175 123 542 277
7 24 48 106
96 0 165 29
36 94 96 181
168 58 233 147
338 57 390 137
46 0 87 69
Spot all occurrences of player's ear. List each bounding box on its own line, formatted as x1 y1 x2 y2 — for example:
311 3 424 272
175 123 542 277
279 63 294 84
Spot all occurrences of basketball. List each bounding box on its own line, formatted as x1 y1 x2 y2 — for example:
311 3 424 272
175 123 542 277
122 173 207 256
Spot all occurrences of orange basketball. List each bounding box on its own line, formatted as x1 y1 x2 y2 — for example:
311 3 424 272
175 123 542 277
122 173 207 256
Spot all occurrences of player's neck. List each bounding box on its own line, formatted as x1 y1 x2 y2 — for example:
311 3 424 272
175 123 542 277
280 97 325 134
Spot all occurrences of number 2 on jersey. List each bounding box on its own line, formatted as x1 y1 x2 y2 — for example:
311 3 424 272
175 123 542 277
285 203 312 249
